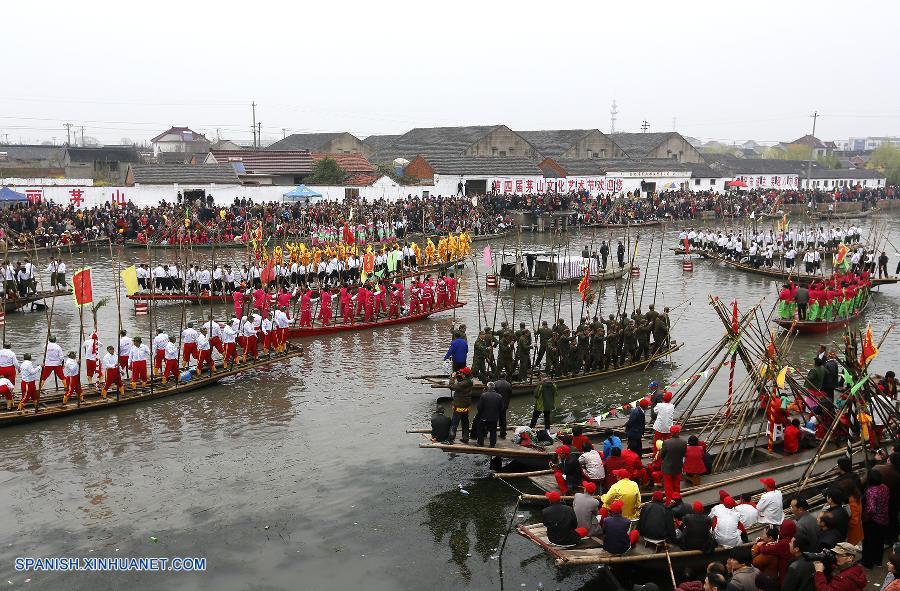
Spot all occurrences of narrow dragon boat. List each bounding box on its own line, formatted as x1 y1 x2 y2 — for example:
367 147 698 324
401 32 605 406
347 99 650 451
285 302 465 338
808 209 874 220
773 295 869 334
420 343 681 396
700 250 899 286
587 220 662 229
123 240 251 250
0 344 303 427
4 238 106 257
2 289 73 313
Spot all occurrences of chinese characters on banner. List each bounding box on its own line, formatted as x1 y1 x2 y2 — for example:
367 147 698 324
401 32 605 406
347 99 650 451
110 189 126 207
24 189 43 204
736 174 798 190
69 189 84 207
489 177 624 195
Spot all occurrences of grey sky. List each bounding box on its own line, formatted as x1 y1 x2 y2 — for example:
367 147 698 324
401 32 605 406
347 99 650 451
4 1 898 147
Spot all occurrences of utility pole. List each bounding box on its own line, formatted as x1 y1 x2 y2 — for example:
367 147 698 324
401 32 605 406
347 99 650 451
64 123 73 146
640 120 650 133
257 122 262 148
672 117 677 131
251 101 257 148
79 126 84 146
806 110 818 191
610 100 618 134
282 128 287 139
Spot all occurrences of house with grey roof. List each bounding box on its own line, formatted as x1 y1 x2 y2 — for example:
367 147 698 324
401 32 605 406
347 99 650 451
64 146 140 183
125 163 241 186
368 125 541 164
610 132 704 163
517 129 626 160
150 126 211 157
266 132 366 155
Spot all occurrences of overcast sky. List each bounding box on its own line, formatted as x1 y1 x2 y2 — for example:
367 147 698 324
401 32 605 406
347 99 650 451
3 1 898 147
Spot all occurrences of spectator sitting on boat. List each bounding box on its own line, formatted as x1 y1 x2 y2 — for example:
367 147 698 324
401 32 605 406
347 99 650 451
637 490 676 543
601 428 622 458
600 468 641 519
682 435 708 486
751 520 796 583
710 495 744 548
578 443 604 491
430 406 451 443
541 491 584 547
601 447 627 489
572 481 600 534
735 493 759 529
676 501 714 552
570 425 591 452
600 500 639 554
756 478 784 526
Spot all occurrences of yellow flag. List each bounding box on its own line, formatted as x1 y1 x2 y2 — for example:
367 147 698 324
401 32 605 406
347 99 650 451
120 265 140 296
776 366 791 389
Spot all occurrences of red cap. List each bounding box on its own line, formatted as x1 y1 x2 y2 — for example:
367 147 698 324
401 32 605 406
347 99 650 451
545 491 561 503
614 469 630 479
718 489 729 500
760 477 776 489
583 481 597 494
669 425 681 434
652 491 664 502
610 500 624 513
663 391 673 402
693 501 704 513
670 491 681 500
555 445 571 457
639 398 650 408
575 527 588 538
459 367 471 376
723 496 736 508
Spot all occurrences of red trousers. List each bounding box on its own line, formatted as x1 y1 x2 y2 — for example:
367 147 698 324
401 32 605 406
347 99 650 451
300 309 312 327
210 336 224 355
163 359 179 380
436 293 447 307
223 343 237 364
653 431 672 444
0 365 16 385
243 335 258 358
86 359 99 378
319 312 331 327
131 360 148 383
118 354 129 369
105 367 122 389
182 342 198 364
41 365 64 382
276 328 286 348
0 385 11 400
663 473 681 502
197 350 213 373
262 332 272 351
20 381 37 405
65 376 82 399
388 303 399 319
154 350 165 371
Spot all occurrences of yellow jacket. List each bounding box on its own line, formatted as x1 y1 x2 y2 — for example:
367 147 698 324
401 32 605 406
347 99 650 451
600 478 641 519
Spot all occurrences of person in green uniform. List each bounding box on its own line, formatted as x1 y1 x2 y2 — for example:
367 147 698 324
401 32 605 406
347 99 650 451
484 329 498 378
645 304 659 327
554 317 569 337
590 323 606 371
605 316 620 369
497 332 515 379
472 330 488 382
557 328 572 376
575 325 591 374
514 323 532 380
530 375 557 431
621 319 636 364
534 320 553 368
636 318 651 361
653 311 669 353
546 332 560 376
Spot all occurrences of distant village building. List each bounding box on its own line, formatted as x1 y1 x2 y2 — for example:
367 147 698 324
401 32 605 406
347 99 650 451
64 146 140 183
206 150 314 185
150 126 211 156
266 132 367 155
610 132 704 163
517 129 626 159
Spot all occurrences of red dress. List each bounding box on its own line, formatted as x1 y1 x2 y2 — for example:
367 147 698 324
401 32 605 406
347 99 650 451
682 444 707 475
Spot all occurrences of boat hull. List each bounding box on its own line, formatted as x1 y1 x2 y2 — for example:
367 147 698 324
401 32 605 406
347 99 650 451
700 251 898 286
285 303 465 338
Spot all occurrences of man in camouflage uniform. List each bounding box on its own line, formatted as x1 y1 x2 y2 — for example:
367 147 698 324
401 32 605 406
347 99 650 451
534 320 553 368
514 322 532 380
590 323 606 371
636 317 652 361
472 330 489 382
575 324 591 374
497 332 515 379
545 332 560 376
557 328 572 376
604 314 620 369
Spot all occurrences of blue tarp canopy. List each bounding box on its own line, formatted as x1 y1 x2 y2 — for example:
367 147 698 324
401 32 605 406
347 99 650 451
0 187 28 203
282 185 322 200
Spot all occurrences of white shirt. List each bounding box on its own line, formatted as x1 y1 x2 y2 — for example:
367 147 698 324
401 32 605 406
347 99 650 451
241 322 257 338
0 348 20 368
119 336 133 356
102 352 118 370
63 358 80 378
197 334 210 351
44 342 65 366
0 377 12 391
19 360 40 382
756 490 784 525
128 344 150 363
735 503 759 528
274 310 290 328
153 333 170 352
83 337 102 361
652 402 675 433
261 318 272 334
164 342 178 360
222 325 237 344
203 320 222 339
710 504 743 547
181 328 199 344
578 449 605 481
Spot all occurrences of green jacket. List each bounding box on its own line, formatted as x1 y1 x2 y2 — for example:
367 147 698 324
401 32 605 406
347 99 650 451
534 381 558 412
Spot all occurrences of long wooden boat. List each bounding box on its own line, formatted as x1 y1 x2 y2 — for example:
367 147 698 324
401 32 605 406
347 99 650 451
773 295 870 334
285 302 465 338
700 250 899 287
809 209 874 220
508 266 627 288
589 220 662 229
3 289 72 312
3 238 107 257
124 240 250 250
0 344 303 427
423 343 681 396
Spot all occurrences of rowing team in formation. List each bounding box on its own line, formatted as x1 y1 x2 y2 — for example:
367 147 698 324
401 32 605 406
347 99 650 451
678 224 864 251
1 257 69 298
777 273 872 322
0 311 294 413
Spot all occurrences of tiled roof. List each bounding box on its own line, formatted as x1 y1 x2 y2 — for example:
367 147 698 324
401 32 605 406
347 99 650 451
266 132 355 151
802 166 883 180
790 134 826 149
67 146 140 163
610 132 678 158
208 150 313 175
516 130 594 157
130 164 240 185
424 155 543 176
150 126 209 143
343 174 379 186
370 125 503 162
361 134 401 155
0 144 66 162
311 153 375 174
158 151 196 165
702 154 807 175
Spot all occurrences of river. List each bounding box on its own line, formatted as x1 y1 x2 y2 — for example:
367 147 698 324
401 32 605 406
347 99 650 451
0 213 897 590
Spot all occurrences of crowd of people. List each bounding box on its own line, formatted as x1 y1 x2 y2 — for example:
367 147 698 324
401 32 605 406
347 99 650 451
777 275 872 322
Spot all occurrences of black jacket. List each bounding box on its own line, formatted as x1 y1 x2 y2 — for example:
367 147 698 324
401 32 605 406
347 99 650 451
624 407 646 440
781 556 815 591
493 379 512 408
431 413 451 441
637 500 675 541
542 503 581 546
661 435 687 475
449 377 473 408
679 512 714 552
476 389 504 422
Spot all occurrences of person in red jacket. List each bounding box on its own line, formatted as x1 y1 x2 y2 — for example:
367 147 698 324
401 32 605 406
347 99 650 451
682 435 708 487
752 519 796 583
602 447 628 490
783 418 801 454
812 541 867 591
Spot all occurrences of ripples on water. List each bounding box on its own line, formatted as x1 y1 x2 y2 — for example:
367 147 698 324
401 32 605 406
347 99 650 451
0 217 897 590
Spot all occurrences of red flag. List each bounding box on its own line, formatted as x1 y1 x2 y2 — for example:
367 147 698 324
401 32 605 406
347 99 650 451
72 267 93 307
260 259 275 284
578 267 591 302
683 236 690 254
731 300 739 333
860 324 878 367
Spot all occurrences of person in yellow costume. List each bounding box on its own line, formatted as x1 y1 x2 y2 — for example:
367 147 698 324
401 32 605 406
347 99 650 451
448 234 459 260
437 237 449 263
460 232 472 256
424 239 436 266
412 242 422 270
600 468 642 519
